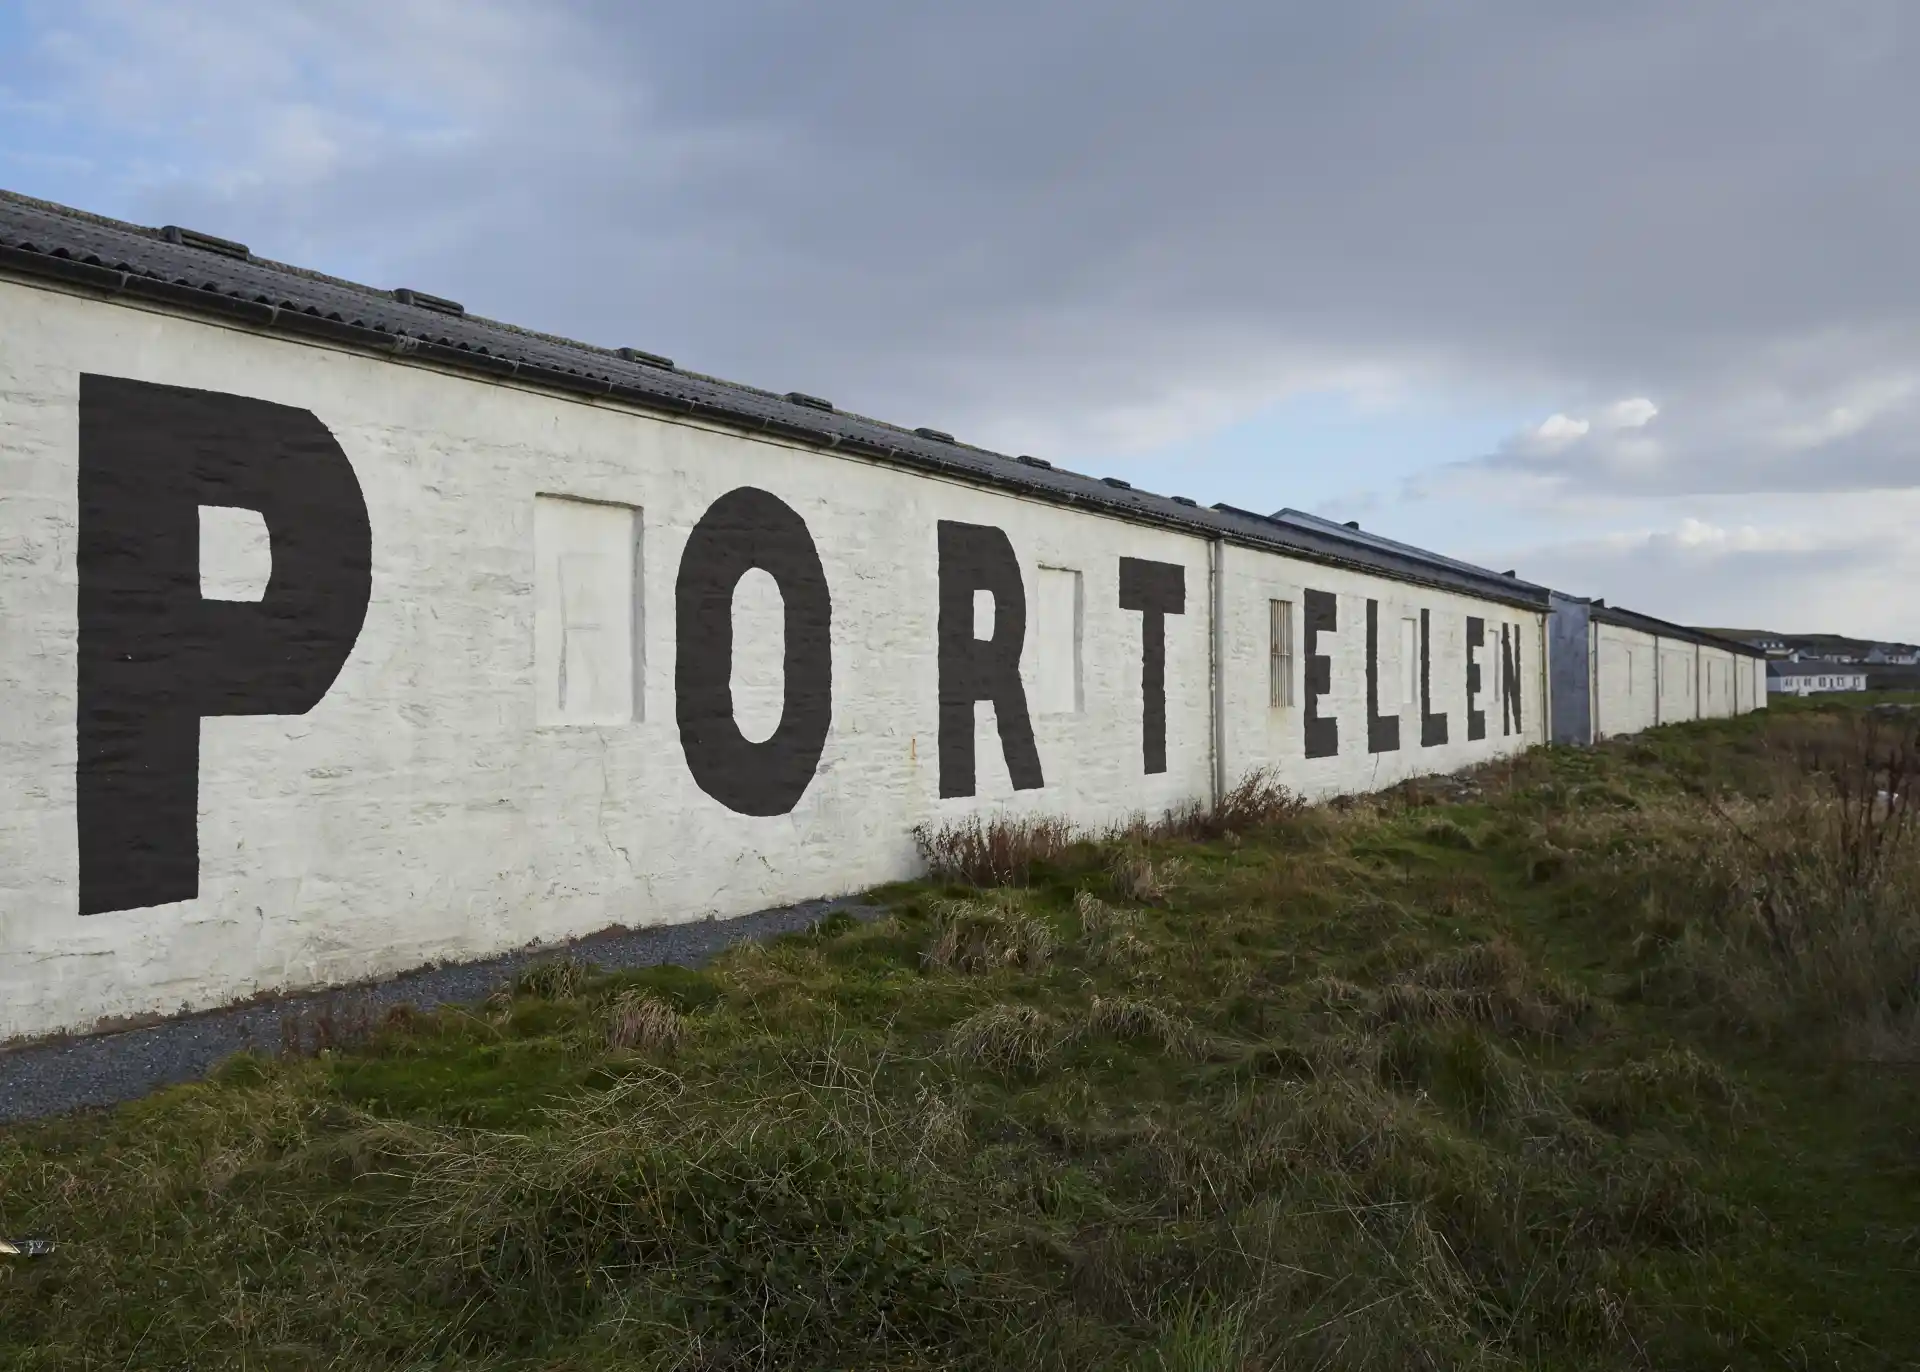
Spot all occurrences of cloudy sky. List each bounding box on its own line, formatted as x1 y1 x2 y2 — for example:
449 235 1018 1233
5 0 1918 637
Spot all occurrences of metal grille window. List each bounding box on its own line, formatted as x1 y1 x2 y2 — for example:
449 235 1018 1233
1269 599 1295 708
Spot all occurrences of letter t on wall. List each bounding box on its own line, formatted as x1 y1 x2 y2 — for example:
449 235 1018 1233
1118 557 1186 774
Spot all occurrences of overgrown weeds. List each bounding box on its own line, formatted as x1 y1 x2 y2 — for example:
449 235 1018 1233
6 701 1920 1369
1617 712 1920 1055
1149 767 1303 843
914 814 1075 886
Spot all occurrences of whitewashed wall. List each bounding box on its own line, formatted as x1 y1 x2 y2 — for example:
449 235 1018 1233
0 282 1548 1041
1698 646 1737 719
1593 623 1658 738
1591 620 1764 740
1218 545 1545 799
0 278 1743 1041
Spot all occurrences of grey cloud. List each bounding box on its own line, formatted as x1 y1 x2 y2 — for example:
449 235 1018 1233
15 1 1920 480
1504 527 1913 638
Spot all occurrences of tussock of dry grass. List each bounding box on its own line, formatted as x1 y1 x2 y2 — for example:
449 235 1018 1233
1574 1046 1740 1130
1367 940 1600 1041
1107 847 1188 905
1074 890 1150 968
946 1003 1056 1074
923 897 1057 973
1078 995 1202 1057
604 989 684 1054
512 955 595 1001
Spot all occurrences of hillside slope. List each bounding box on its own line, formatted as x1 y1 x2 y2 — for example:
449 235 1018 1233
4 701 1918 1369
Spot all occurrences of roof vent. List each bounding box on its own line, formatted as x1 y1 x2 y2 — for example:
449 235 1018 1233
785 391 834 412
1503 569 1517 578
1343 519 1360 530
159 225 250 260
617 346 675 370
1102 477 1133 489
913 426 955 443
1016 454 1053 468
391 288 465 316
1170 496 1198 507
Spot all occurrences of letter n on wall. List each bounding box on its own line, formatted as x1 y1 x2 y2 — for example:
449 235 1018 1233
77 376 372 915
1118 557 1185 774
936 521 1043 797
1303 589 1338 759
1501 623 1524 737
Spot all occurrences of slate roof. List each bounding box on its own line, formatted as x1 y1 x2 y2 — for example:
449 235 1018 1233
1586 601 1767 659
1268 508 1551 595
0 188 1555 609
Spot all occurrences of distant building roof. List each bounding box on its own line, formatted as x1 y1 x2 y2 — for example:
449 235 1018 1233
1769 661 1868 678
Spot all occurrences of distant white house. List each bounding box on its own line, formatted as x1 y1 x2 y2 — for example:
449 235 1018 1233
1768 662 1869 695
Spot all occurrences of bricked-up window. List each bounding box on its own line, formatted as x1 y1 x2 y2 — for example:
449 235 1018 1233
1032 566 1083 715
1269 599 1295 708
535 495 641 725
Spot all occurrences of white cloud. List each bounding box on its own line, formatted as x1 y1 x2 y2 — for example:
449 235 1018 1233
1603 397 1659 428
1525 413 1591 450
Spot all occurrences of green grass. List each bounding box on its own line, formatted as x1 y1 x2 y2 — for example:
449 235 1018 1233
4 702 1920 1369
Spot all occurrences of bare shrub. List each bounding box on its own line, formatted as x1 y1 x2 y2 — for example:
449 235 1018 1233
1150 768 1303 843
1662 714 1920 1052
923 898 1056 973
279 995 391 1059
946 1004 1056 1074
605 990 684 1054
1781 710 1920 889
913 814 1075 886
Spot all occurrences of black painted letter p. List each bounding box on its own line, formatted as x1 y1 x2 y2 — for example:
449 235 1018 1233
78 376 372 915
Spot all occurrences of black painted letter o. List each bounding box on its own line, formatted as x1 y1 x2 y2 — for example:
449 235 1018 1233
675 487 832 816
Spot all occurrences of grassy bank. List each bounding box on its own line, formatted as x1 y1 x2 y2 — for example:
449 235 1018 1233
4 701 1919 1369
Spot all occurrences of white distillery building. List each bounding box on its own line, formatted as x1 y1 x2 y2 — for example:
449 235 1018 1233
1768 662 1870 696
0 189 1766 1043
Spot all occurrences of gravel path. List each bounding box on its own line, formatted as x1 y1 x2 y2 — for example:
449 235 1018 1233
0 895 883 1125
